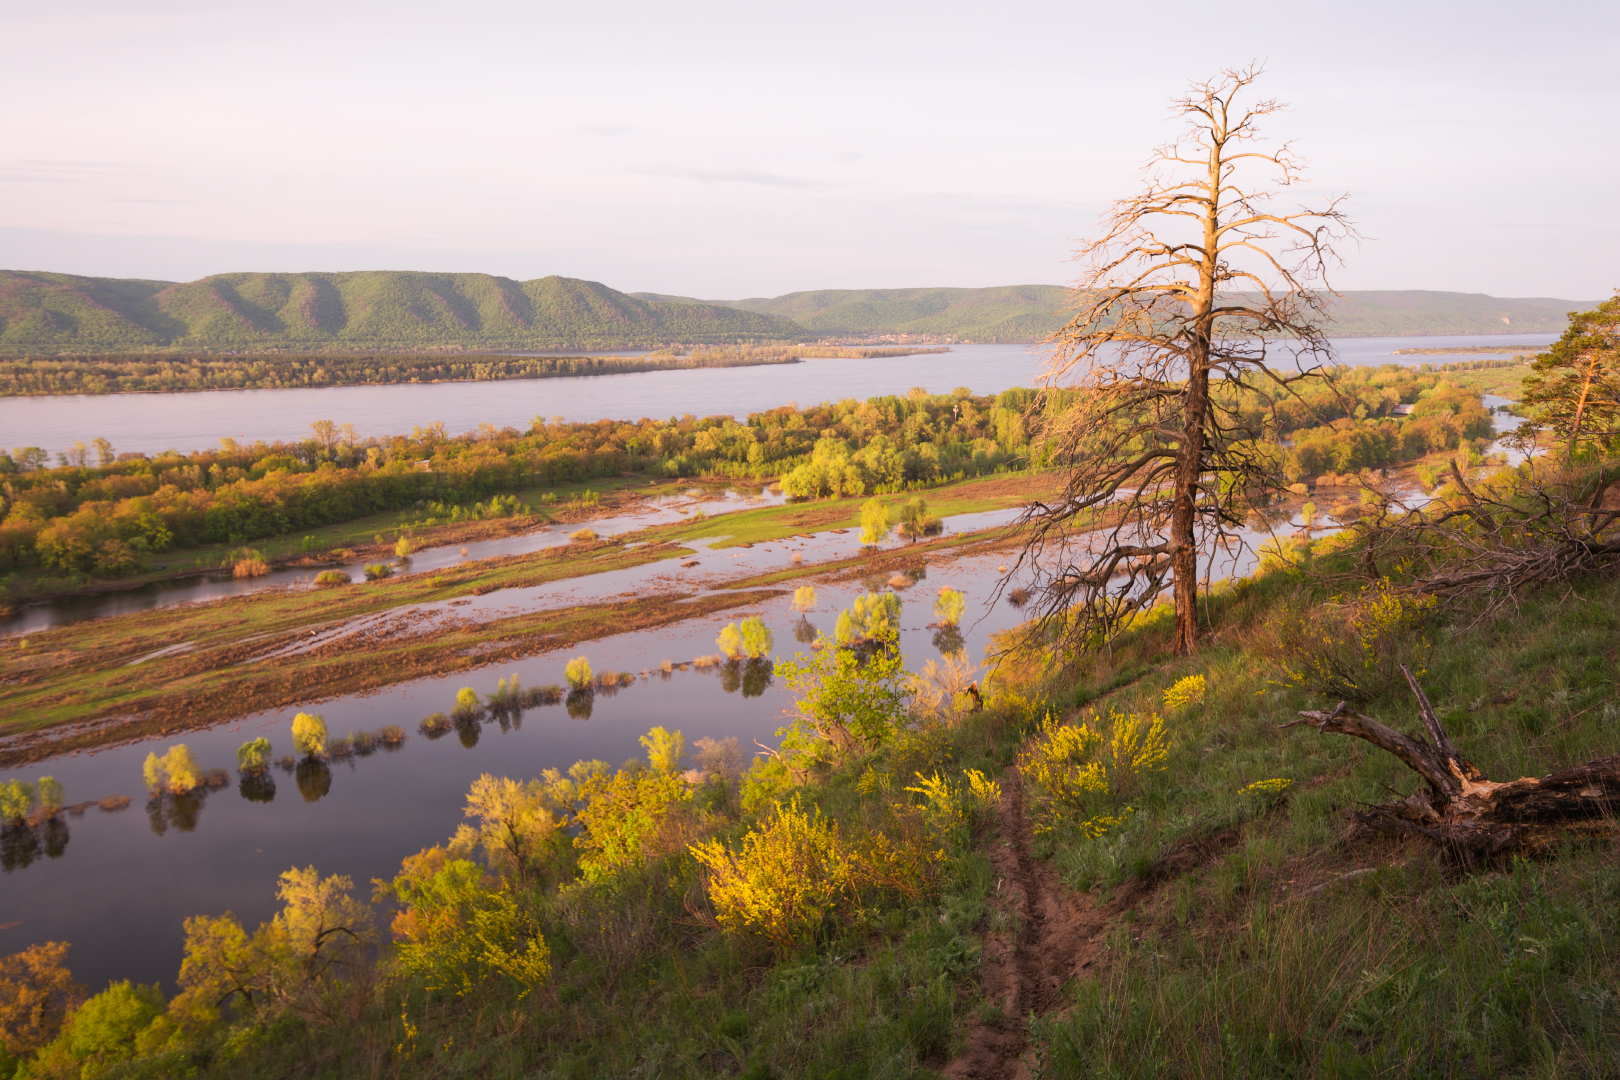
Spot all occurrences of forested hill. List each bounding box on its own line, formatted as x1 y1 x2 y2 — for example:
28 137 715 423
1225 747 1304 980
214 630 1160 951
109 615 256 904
2 269 1595 352
716 286 1596 341
0 271 807 353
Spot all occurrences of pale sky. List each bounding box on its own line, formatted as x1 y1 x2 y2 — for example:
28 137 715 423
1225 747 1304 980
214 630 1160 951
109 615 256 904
2 0 1615 300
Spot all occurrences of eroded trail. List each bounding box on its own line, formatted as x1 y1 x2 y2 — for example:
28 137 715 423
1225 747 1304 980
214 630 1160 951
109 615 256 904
945 768 1152 1080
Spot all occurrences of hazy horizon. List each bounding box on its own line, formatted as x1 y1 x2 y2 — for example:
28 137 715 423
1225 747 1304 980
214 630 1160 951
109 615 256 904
3 0 1615 299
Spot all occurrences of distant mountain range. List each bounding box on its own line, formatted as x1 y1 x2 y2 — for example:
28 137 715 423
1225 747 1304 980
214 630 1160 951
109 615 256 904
0 270 1596 353
0 271 805 353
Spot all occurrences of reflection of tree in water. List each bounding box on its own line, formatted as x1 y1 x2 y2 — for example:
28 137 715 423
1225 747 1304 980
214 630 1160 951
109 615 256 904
1 817 68 870
718 659 775 698
932 625 966 658
486 705 523 734
793 616 818 644
565 688 594 720
147 790 205 835
295 759 332 803
238 772 276 803
741 659 773 698
455 717 481 748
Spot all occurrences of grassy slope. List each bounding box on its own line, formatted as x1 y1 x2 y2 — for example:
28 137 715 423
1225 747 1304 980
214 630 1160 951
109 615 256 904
0 271 807 352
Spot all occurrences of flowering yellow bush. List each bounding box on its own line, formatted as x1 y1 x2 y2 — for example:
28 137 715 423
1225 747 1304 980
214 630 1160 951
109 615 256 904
1240 778 1292 797
1162 674 1206 711
1019 708 1169 835
904 768 1000 835
691 798 935 953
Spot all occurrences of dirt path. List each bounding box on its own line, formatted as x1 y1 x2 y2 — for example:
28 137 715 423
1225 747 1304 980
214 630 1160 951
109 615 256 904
945 768 1154 1080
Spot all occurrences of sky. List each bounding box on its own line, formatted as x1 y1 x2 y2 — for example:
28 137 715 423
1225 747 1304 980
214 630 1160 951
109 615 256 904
1 0 1615 300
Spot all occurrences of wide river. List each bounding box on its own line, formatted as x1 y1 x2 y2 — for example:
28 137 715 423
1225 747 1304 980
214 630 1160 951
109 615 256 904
0 335 1555 458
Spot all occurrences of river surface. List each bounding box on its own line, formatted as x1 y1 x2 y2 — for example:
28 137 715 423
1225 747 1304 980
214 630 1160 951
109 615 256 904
0 336 1555 459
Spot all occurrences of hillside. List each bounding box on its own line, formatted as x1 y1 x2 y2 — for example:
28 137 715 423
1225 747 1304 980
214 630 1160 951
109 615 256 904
0 271 807 353
722 285 1596 341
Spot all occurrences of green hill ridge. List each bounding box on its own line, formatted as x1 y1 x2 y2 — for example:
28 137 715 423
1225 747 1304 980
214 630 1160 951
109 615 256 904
718 285 1597 341
0 269 1597 352
0 271 807 353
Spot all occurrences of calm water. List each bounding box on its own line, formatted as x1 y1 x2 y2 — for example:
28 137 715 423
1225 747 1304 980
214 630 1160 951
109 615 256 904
0 336 1555 459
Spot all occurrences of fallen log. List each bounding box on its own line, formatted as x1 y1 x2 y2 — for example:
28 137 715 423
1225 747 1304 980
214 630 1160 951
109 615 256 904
1282 664 1620 862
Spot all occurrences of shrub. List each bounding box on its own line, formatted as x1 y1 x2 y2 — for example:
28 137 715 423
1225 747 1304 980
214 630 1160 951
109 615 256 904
363 563 393 581
691 797 936 954
394 535 414 557
291 712 328 758
236 737 272 775
452 687 482 720
639 726 684 773
569 528 597 542
31 979 163 1078
389 859 552 999
574 767 690 883
934 586 966 626
718 616 774 660
792 585 817 612
313 569 350 587
905 768 1001 839
142 745 202 795
233 557 270 578
1019 708 1169 836
776 634 911 756
0 779 34 823
564 656 592 690
1161 674 1206 711
859 497 890 547
835 591 902 645
1266 578 1435 705
896 496 943 541
0 941 85 1055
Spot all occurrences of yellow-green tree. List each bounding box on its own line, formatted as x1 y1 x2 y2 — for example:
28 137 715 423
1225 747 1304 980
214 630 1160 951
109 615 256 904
859 497 890 547
291 713 327 758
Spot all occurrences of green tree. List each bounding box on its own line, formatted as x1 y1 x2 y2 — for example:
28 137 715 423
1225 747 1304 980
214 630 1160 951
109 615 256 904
236 738 272 775
291 713 327 758
639 726 685 773
859 497 890 547
0 779 34 823
31 979 164 1078
835 592 902 646
1516 290 1620 459
564 656 593 689
775 633 911 757
933 587 966 627
34 776 62 815
574 767 690 882
447 774 569 886
142 745 201 795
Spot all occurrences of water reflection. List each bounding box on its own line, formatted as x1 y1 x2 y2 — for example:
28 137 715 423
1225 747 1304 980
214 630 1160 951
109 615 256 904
931 625 966 657
292 759 332 802
717 658 773 698
565 689 594 720
238 772 276 804
793 616 818 644
1 816 70 869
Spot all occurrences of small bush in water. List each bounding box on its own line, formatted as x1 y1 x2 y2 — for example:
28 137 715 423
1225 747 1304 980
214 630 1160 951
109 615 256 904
313 570 350 587
236 737 272 775
292 712 328 758
569 528 597 542
564 656 592 690
453 687 482 719
792 585 817 612
934 587 966 626
142 745 202 795
363 563 393 581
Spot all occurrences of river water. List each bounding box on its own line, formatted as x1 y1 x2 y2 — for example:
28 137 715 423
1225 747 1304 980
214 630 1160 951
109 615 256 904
0 336 1555 459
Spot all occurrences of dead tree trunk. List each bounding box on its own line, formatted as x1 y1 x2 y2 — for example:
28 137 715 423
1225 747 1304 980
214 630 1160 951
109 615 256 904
1283 665 1620 861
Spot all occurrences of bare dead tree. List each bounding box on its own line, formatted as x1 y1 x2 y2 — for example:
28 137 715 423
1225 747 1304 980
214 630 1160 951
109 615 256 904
1284 665 1620 862
1015 65 1355 655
